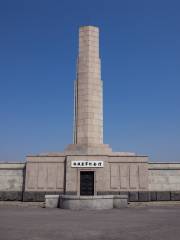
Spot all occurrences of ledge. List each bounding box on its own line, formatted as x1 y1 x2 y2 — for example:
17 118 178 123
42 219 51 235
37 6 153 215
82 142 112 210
59 194 128 210
60 195 114 200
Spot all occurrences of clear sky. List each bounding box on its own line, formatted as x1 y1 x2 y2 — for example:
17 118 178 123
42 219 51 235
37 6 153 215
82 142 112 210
0 0 179 162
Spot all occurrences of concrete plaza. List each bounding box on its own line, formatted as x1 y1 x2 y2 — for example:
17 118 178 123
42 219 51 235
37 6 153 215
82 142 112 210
0 204 180 240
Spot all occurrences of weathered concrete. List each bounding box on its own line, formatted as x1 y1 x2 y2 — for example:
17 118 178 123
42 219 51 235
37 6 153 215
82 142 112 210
0 163 24 191
113 195 128 208
24 155 148 194
0 191 22 201
45 195 59 208
25 156 65 192
59 195 114 210
0 163 24 201
149 163 180 191
1 162 180 202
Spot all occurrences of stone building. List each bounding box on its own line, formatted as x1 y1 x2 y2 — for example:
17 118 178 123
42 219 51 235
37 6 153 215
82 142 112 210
0 26 180 204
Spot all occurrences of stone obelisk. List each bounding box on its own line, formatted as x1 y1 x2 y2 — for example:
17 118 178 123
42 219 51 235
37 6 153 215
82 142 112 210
66 26 111 154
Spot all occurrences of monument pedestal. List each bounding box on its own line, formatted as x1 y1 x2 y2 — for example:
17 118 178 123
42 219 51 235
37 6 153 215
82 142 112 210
64 144 112 155
44 194 128 209
59 195 114 210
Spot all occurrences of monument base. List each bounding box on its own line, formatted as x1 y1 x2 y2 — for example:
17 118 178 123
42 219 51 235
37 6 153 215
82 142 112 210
58 195 128 210
64 144 112 155
45 195 59 208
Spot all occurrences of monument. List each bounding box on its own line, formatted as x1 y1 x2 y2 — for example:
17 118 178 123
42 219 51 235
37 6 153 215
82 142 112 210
0 26 180 206
24 26 149 208
65 26 112 154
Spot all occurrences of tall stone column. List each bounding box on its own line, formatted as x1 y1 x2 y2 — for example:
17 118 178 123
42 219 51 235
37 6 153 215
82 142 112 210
66 26 111 154
74 26 103 145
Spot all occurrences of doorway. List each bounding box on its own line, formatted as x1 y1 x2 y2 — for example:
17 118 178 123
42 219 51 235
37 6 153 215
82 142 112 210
80 171 94 196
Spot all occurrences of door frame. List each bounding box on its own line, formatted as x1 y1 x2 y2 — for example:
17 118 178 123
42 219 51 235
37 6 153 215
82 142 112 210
77 169 96 196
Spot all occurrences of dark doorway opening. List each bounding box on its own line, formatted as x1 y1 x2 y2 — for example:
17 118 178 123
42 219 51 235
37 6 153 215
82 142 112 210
80 171 94 196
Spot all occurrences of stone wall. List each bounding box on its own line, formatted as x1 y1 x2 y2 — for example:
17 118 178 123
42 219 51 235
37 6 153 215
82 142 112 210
108 156 148 191
149 163 180 191
0 163 25 200
25 156 65 192
0 161 180 201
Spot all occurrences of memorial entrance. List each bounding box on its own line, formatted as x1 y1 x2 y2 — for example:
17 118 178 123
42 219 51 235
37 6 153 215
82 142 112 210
80 171 94 196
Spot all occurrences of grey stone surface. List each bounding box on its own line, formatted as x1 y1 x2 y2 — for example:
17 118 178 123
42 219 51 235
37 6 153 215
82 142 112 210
0 201 44 208
23 191 46 202
129 192 139 201
1 190 179 203
25 158 65 192
45 195 59 208
157 192 171 201
138 191 150 202
23 191 63 202
119 191 128 195
1 206 180 239
0 191 22 201
149 163 180 191
113 195 128 208
171 191 180 201
2 162 180 198
65 191 77 195
59 195 114 210
0 163 24 192
97 191 119 195
150 191 157 201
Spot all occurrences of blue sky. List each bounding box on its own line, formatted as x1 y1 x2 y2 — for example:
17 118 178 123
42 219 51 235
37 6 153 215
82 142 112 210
0 0 179 162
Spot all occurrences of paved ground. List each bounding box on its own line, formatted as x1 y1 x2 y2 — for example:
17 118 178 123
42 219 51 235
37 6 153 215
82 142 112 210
0 204 180 240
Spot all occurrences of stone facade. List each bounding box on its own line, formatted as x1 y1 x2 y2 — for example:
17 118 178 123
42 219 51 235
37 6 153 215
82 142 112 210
24 154 148 194
149 163 180 191
25 156 65 192
0 163 24 201
0 163 24 191
0 162 180 201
